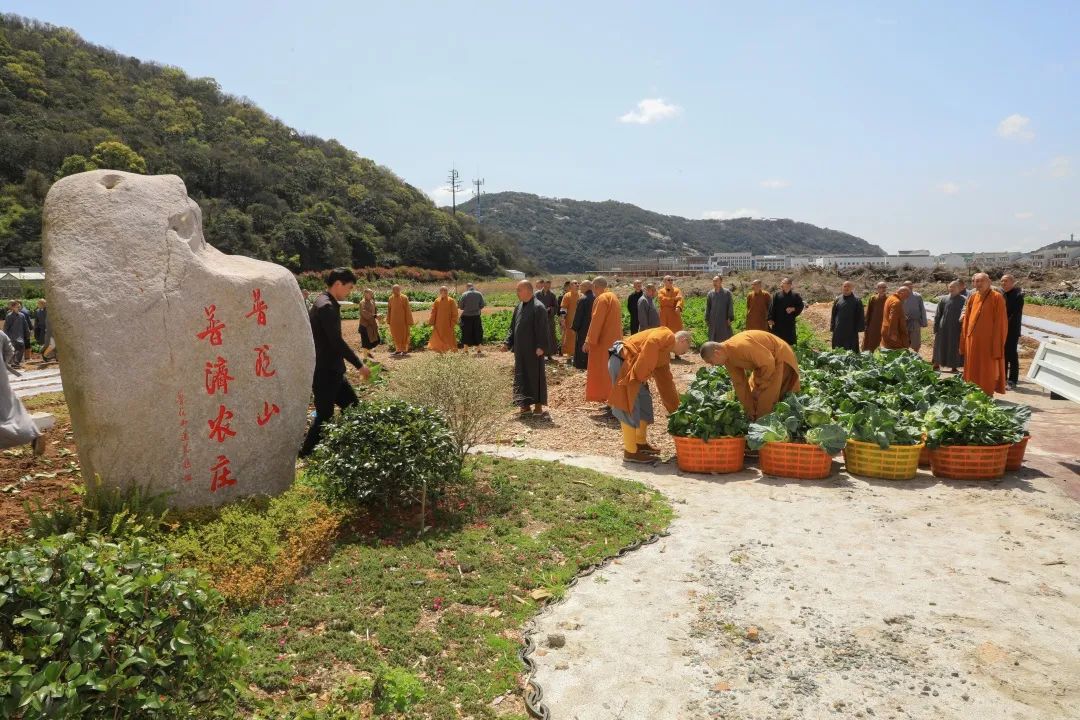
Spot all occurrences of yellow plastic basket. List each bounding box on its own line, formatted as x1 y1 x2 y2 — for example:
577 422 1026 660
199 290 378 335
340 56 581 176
843 439 924 480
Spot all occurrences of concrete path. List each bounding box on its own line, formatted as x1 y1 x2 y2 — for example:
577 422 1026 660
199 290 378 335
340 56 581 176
476 397 1080 720
924 306 1077 343
11 367 63 399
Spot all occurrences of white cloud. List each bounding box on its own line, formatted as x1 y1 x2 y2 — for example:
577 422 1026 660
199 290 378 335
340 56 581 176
1014 211 1034 219
618 98 682 125
759 179 790 189
1049 155 1073 178
937 181 961 195
997 114 1034 141
703 208 760 220
425 185 465 206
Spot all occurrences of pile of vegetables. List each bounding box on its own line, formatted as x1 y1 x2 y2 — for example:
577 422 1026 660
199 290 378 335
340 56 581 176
670 348 1030 455
667 366 750 441
746 392 849 455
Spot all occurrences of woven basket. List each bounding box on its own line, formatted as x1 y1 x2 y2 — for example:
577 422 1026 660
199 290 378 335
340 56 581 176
929 444 1010 480
843 439 924 480
918 445 931 467
759 442 833 480
673 435 746 474
1006 435 1030 471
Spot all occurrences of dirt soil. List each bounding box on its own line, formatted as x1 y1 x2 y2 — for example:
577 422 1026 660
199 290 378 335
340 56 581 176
1023 304 1080 328
485 423 1080 719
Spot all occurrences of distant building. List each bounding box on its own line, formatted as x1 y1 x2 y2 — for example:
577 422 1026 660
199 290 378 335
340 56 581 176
1030 245 1080 268
896 249 931 256
705 252 753 271
817 256 889 269
505 269 526 280
753 255 788 271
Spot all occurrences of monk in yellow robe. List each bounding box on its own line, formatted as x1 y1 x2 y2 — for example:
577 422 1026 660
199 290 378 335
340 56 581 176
880 287 910 350
583 277 623 402
745 280 771 331
386 284 414 356
961 272 1008 395
560 281 580 356
700 330 800 420
427 286 459 353
862 282 888 351
609 327 692 462
657 275 685 332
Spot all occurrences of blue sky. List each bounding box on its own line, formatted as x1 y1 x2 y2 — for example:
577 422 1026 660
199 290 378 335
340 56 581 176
10 1 1078 253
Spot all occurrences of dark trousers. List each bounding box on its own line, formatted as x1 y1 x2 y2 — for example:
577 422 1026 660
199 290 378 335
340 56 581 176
1005 332 1020 384
11 342 24 365
300 372 358 457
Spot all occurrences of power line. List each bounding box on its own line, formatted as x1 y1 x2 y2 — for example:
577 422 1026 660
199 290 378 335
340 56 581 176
472 177 485 224
447 166 462 214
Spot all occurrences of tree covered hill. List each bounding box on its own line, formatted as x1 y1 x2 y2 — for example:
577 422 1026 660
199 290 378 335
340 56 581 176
0 14 535 274
457 191 885 272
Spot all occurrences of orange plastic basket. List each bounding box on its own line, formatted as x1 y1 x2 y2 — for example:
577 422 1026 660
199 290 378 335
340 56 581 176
843 439 924 480
929 444 1010 480
1006 435 1030 471
918 445 931 467
673 435 746 474
759 442 833 480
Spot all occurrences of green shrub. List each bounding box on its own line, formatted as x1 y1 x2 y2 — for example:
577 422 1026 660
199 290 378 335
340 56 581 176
23 477 170 541
372 666 425 714
308 401 462 522
0 533 241 719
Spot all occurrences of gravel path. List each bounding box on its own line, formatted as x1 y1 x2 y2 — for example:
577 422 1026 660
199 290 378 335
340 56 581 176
477 420 1080 719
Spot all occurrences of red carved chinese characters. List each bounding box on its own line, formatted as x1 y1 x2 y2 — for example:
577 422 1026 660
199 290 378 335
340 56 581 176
245 288 268 326
196 305 225 346
256 401 280 427
210 455 236 492
254 344 277 378
204 356 234 395
207 404 237 442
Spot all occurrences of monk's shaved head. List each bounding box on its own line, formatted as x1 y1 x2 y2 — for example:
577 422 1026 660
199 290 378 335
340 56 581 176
580 280 593 291
517 280 534 292
592 276 608 290
903 280 914 287
700 341 727 365
876 282 888 290
896 286 912 297
673 330 693 355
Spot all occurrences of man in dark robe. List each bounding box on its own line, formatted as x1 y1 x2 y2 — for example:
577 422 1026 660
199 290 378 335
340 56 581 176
505 280 549 415
706 275 735 342
862 282 888 351
769 277 804 346
637 282 660 331
535 279 559 359
570 281 595 370
830 281 865 351
933 281 965 373
1000 274 1024 389
627 280 644 334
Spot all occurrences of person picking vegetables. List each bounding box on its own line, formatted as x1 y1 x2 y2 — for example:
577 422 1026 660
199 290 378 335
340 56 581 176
699 330 800 420
608 327 693 463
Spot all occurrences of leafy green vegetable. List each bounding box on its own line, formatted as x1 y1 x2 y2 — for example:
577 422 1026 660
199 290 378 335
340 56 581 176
667 366 751 441
746 392 847 453
923 393 1027 448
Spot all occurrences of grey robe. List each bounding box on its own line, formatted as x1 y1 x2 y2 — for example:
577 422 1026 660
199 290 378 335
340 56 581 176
506 298 549 407
706 288 735 342
0 364 39 448
830 293 865 352
637 295 660 331
902 291 927 351
932 294 965 369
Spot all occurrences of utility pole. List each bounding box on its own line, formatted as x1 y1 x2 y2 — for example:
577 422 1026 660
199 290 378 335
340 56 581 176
447 166 462 214
472 177 485 223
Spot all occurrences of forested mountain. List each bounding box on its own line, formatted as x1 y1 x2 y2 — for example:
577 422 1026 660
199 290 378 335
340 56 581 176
0 14 536 274
457 192 885 272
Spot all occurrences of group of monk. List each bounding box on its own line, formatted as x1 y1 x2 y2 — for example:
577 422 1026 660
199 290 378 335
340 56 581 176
834 272 1021 396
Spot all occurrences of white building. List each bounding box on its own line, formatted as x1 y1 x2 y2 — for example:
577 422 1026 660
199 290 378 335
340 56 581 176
705 252 753 271
1030 245 1080 268
886 255 937 269
817 256 888 269
753 255 788 271
788 256 815 269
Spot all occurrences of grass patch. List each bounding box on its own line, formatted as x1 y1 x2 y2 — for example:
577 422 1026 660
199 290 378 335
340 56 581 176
22 391 70 424
166 486 342 606
235 456 672 718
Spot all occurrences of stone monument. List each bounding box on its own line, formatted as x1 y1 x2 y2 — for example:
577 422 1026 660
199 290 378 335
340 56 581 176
43 170 315 508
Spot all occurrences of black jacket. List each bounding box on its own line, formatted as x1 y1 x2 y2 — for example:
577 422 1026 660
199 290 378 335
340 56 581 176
310 291 364 377
627 290 643 333
1002 287 1024 337
769 290 804 345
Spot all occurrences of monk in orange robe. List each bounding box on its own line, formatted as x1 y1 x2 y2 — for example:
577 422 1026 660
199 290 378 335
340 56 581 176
880 287 910 350
657 276 685 332
608 327 692 461
862 282 888 351
701 330 800 420
583 277 623 402
427 286 459 353
386 284 414 356
745 280 771 331
560 281 580 356
961 273 1008 395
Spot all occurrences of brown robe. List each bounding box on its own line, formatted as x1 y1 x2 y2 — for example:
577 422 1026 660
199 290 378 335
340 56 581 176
961 289 1008 395
862 294 887 351
745 290 771 331
880 294 909 350
719 330 801 420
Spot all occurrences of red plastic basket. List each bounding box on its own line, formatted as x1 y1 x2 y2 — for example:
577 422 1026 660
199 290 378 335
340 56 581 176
673 436 746 474
929 444 1010 480
1006 435 1030 471
759 442 833 480
918 445 931 467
